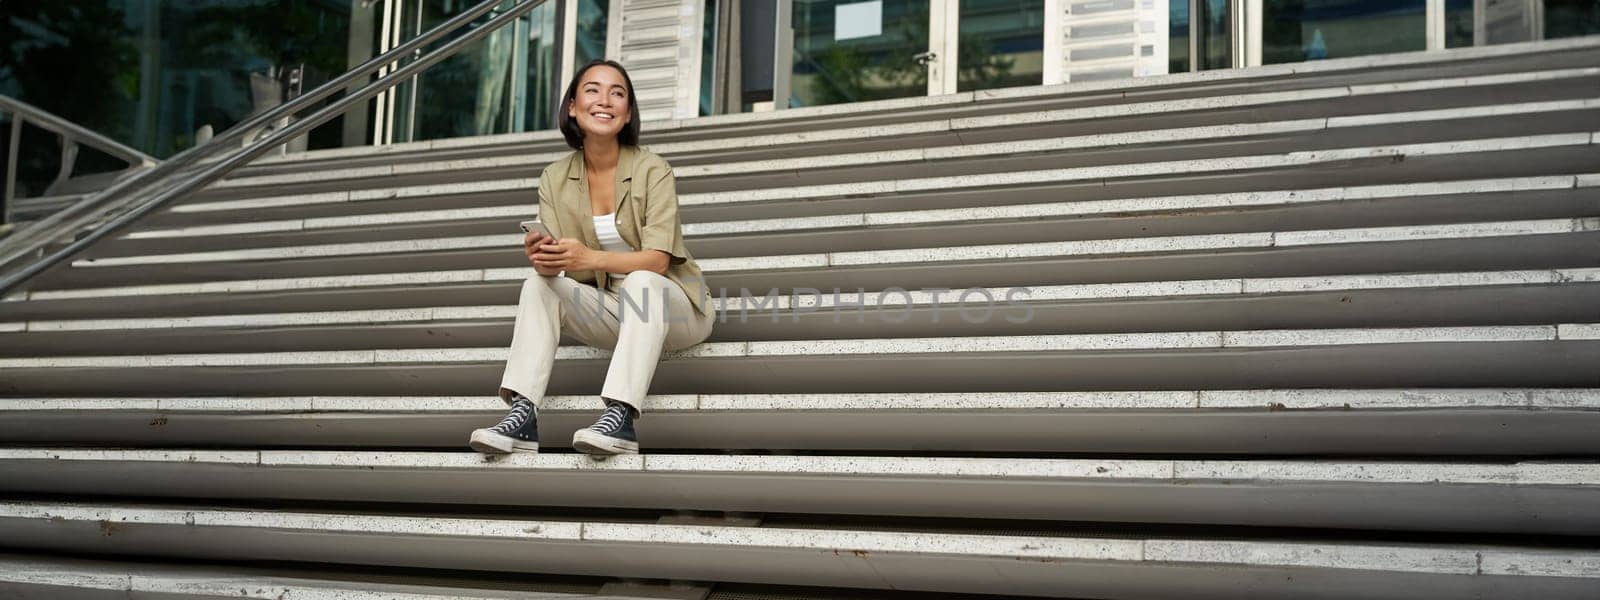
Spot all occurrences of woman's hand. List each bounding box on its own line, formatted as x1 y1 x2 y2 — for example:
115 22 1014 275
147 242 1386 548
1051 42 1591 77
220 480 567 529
524 232 563 276
532 238 605 273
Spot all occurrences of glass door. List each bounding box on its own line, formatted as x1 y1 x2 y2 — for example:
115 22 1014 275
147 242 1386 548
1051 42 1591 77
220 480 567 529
782 0 1047 109
371 0 559 145
954 0 1046 92
787 0 933 108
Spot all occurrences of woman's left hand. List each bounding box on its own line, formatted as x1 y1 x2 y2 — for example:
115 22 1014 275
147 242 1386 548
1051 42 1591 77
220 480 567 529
534 238 604 272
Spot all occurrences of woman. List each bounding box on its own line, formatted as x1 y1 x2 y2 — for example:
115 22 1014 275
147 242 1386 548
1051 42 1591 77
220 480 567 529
470 59 715 456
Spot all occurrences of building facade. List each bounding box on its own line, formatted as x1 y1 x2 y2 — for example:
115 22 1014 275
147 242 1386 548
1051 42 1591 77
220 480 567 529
2 0 1597 168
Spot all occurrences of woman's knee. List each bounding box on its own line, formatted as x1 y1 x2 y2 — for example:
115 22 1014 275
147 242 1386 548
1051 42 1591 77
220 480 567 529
618 270 671 296
521 275 562 303
620 270 669 286
616 271 675 320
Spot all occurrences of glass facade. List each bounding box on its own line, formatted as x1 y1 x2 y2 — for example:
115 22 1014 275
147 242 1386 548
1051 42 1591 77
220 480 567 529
1 0 353 160
701 0 718 116
790 0 931 108
1545 0 1600 40
2 0 1598 179
574 0 610 67
1262 0 1427 64
0 0 575 163
1446 0 1475 48
956 0 1045 92
1170 0 1191 72
380 0 560 143
1197 0 1233 69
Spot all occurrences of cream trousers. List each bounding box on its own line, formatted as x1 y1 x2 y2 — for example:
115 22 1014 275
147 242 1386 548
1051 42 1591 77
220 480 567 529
497 270 714 416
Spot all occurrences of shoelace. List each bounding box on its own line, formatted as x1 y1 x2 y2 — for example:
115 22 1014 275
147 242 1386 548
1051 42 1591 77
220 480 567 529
589 402 630 434
490 400 535 434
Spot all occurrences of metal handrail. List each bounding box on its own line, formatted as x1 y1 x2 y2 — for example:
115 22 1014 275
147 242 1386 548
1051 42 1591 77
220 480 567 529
0 96 157 167
0 0 545 295
1 95 158 227
0 0 515 262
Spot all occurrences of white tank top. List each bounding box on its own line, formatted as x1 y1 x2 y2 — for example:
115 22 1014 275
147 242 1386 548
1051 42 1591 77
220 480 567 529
592 213 632 279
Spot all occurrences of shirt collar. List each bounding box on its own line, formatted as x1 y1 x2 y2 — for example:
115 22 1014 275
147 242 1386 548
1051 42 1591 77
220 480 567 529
566 144 638 182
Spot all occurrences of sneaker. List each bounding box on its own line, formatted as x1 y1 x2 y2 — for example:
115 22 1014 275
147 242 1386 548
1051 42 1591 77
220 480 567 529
469 396 539 454
571 399 639 455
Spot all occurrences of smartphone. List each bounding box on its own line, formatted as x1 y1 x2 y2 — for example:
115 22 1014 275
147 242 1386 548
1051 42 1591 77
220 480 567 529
518 220 553 239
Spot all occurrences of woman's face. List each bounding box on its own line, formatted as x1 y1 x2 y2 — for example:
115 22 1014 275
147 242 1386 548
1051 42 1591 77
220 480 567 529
568 65 631 141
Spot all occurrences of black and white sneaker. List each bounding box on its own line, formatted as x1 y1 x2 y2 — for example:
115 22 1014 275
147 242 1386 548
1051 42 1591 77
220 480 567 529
571 399 639 455
469 397 539 454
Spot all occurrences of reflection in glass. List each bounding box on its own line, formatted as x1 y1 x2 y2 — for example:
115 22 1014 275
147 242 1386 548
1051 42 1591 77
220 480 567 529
1445 0 1473 48
1545 0 1600 40
397 0 558 142
1261 0 1425 64
1169 0 1191 73
956 0 1044 92
405 2 508 141
702 0 718 115
575 0 610 68
791 0 930 108
522 0 559 131
0 1 352 159
1197 0 1231 70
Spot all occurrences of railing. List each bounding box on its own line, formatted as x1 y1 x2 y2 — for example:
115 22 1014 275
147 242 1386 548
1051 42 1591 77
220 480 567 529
0 96 158 228
0 0 547 296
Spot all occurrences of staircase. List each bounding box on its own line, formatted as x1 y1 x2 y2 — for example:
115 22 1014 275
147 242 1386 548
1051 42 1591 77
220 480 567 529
2 38 1599 599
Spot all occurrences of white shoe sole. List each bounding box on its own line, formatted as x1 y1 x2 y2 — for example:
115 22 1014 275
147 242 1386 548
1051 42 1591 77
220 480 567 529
572 428 639 455
469 428 539 454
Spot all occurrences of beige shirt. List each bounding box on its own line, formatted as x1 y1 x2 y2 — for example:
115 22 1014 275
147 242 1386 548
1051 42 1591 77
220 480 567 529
535 144 712 317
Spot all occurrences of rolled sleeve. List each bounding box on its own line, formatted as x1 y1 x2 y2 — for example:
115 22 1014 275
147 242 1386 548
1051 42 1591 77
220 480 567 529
535 169 563 240
639 159 688 266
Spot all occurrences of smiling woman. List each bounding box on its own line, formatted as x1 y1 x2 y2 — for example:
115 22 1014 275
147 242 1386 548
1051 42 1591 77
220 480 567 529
469 59 716 458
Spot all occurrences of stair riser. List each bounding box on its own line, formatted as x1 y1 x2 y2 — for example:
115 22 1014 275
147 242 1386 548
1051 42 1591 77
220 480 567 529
220 44 1600 182
2 462 1596 535
86 186 1600 261
0 517 1592 600
1 341 1596 396
4 409 1598 455
193 73 1600 201
5 285 1598 356
136 145 1600 230
30 225 1600 292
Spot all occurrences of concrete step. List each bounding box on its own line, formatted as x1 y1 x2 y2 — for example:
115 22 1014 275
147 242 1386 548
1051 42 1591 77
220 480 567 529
192 72 1599 198
9 232 1597 328
3 389 1596 455
0 552 630 599
6 38 1600 600
3 450 1598 535
225 38 1600 177
94 172 1600 262
158 122 1600 222
2 500 1595 599
25 215 1600 293
135 139 1600 233
0 324 1596 396
4 271 1598 355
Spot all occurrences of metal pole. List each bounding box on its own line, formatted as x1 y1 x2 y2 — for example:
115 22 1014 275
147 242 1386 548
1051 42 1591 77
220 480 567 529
54 139 79 191
3 113 20 226
0 96 154 167
1189 0 1200 71
0 0 548 295
1426 0 1446 50
773 0 792 109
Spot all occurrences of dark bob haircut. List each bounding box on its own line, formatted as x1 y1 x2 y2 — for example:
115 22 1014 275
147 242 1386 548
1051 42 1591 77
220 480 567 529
558 59 641 150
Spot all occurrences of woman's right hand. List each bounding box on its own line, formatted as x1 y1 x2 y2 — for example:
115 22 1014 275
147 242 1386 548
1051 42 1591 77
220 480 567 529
525 232 561 276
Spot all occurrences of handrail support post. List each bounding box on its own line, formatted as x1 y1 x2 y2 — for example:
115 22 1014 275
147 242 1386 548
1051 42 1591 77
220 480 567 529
4 112 21 226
